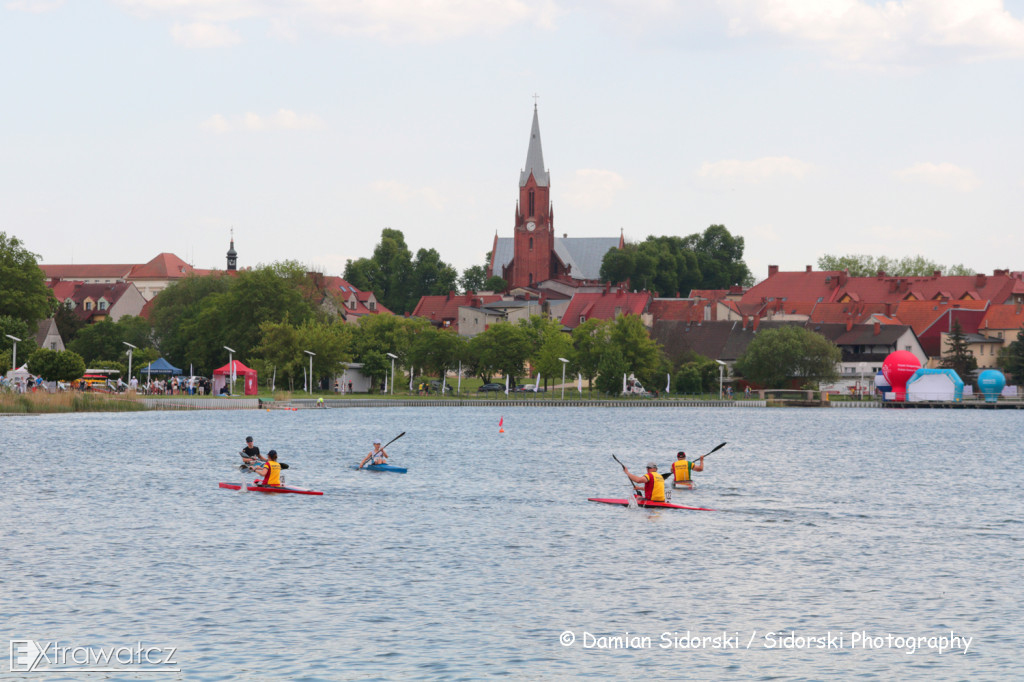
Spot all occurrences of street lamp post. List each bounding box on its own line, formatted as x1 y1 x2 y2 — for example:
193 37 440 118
123 341 137 387
716 360 726 400
386 353 398 395
223 346 235 395
304 350 316 394
558 357 569 400
5 334 21 370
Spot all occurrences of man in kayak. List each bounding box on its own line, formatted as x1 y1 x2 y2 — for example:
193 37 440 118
623 462 666 502
357 438 388 469
666 451 704 488
241 436 266 466
255 450 282 486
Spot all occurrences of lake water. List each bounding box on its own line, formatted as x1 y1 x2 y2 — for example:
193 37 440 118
3 406 1022 680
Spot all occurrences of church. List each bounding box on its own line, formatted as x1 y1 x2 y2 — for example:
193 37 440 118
488 105 622 294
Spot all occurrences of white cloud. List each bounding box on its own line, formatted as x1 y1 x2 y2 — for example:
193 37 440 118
563 168 627 208
5 0 63 12
171 21 241 47
370 180 445 210
698 156 814 182
895 162 980 192
200 110 325 133
116 0 559 44
717 0 1024 63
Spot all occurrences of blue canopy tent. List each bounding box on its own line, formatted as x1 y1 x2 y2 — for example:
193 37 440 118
138 357 183 377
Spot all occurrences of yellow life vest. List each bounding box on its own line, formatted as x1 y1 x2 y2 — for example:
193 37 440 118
264 460 282 486
644 472 665 502
673 459 693 482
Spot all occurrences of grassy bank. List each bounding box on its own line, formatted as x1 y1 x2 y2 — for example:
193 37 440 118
0 392 149 413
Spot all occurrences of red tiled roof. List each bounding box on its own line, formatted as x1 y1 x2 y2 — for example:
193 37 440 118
980 304 1024 331
744 268 1021 308
888 300 988 335
129 252 194 279
411 292 504 328
560 289 651 329
40 263 133 280
648 299 708 323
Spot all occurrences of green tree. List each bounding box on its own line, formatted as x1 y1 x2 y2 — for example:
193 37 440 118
459 265 488 293
68 316 152 366
251 320 302 390
411 248 458 307
673 364 702 394
150 274 231 367
344 228 414 314
681 224 752 289
0 232 56 329
940 319 978 382
53 302 86 345
408 325 467 388
733 326 841 389
27 348 86 382
468 322 532 385
296 319 355 391
607 314 666 389
595 345 629 395
817 254 974 277
571 318 609 393
0 315 34 367
483 275 508 292
997 325 1024 383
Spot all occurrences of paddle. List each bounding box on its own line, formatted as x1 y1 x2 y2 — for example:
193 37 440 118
611 454 644 500
238 451 289 471
662 442 727 473
357 431 406 468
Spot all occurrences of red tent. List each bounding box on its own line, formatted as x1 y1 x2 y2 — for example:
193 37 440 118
212 360 258 396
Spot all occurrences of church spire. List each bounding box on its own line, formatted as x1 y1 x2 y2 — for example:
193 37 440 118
519 102 549 188
226 228 237 271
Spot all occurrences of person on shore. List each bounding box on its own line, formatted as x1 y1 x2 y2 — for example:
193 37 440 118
241 436 265 466
623 462 666 502
357 439 388 469
256 450 282 486
664 451 704 488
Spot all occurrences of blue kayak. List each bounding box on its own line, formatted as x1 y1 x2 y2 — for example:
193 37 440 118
352 463 407 474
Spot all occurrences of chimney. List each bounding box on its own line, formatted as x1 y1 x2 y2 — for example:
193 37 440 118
806 265 813 273
885 302 893 317
933 270 941 278
846 318 853 331
975 273 987 288
874 322 881 335
838 272 848 287
768 265 779 277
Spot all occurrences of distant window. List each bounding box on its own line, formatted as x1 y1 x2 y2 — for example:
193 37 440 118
50 342 57 350
99 301 108 310
580 315 586 324
528 188 535 216
529 237 533 250
368 301 376 310
85 301 93 310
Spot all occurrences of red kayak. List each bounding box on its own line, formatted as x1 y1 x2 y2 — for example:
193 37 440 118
588 497 714 511
219 482 324 496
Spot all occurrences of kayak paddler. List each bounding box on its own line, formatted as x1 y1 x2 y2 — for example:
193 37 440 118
624 462 666 502
357 438 388 469
666 451 704 487
241 436 266 466
255 450 283 486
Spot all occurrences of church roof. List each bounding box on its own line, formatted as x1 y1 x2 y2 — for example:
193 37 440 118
492 236 618 283
519 105 549 188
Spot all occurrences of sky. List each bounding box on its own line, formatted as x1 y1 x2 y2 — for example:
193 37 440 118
3 0 1023 284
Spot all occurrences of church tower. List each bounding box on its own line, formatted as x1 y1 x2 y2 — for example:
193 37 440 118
226 229 237 271
510 104 554 289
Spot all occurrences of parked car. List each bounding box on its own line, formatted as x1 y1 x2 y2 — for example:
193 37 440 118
478 383 506 392
514 384 546 392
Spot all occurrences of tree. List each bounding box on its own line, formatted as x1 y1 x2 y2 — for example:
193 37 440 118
408 325 467 386
483 275 507 292
817 254 975 277
997 325 1024 383
53 302 86 345
595 345 629 395
0 315 34 367
606 314 666 389
150 274 231 367
0 232 56 329
459 265 488 294
940 319 977 382
27 348 86 382
344 228 414 314
468 322 532 384
410 248 458 309
571 318 609 392
599 225 752 294
68 316 153 366
733 326 841 389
